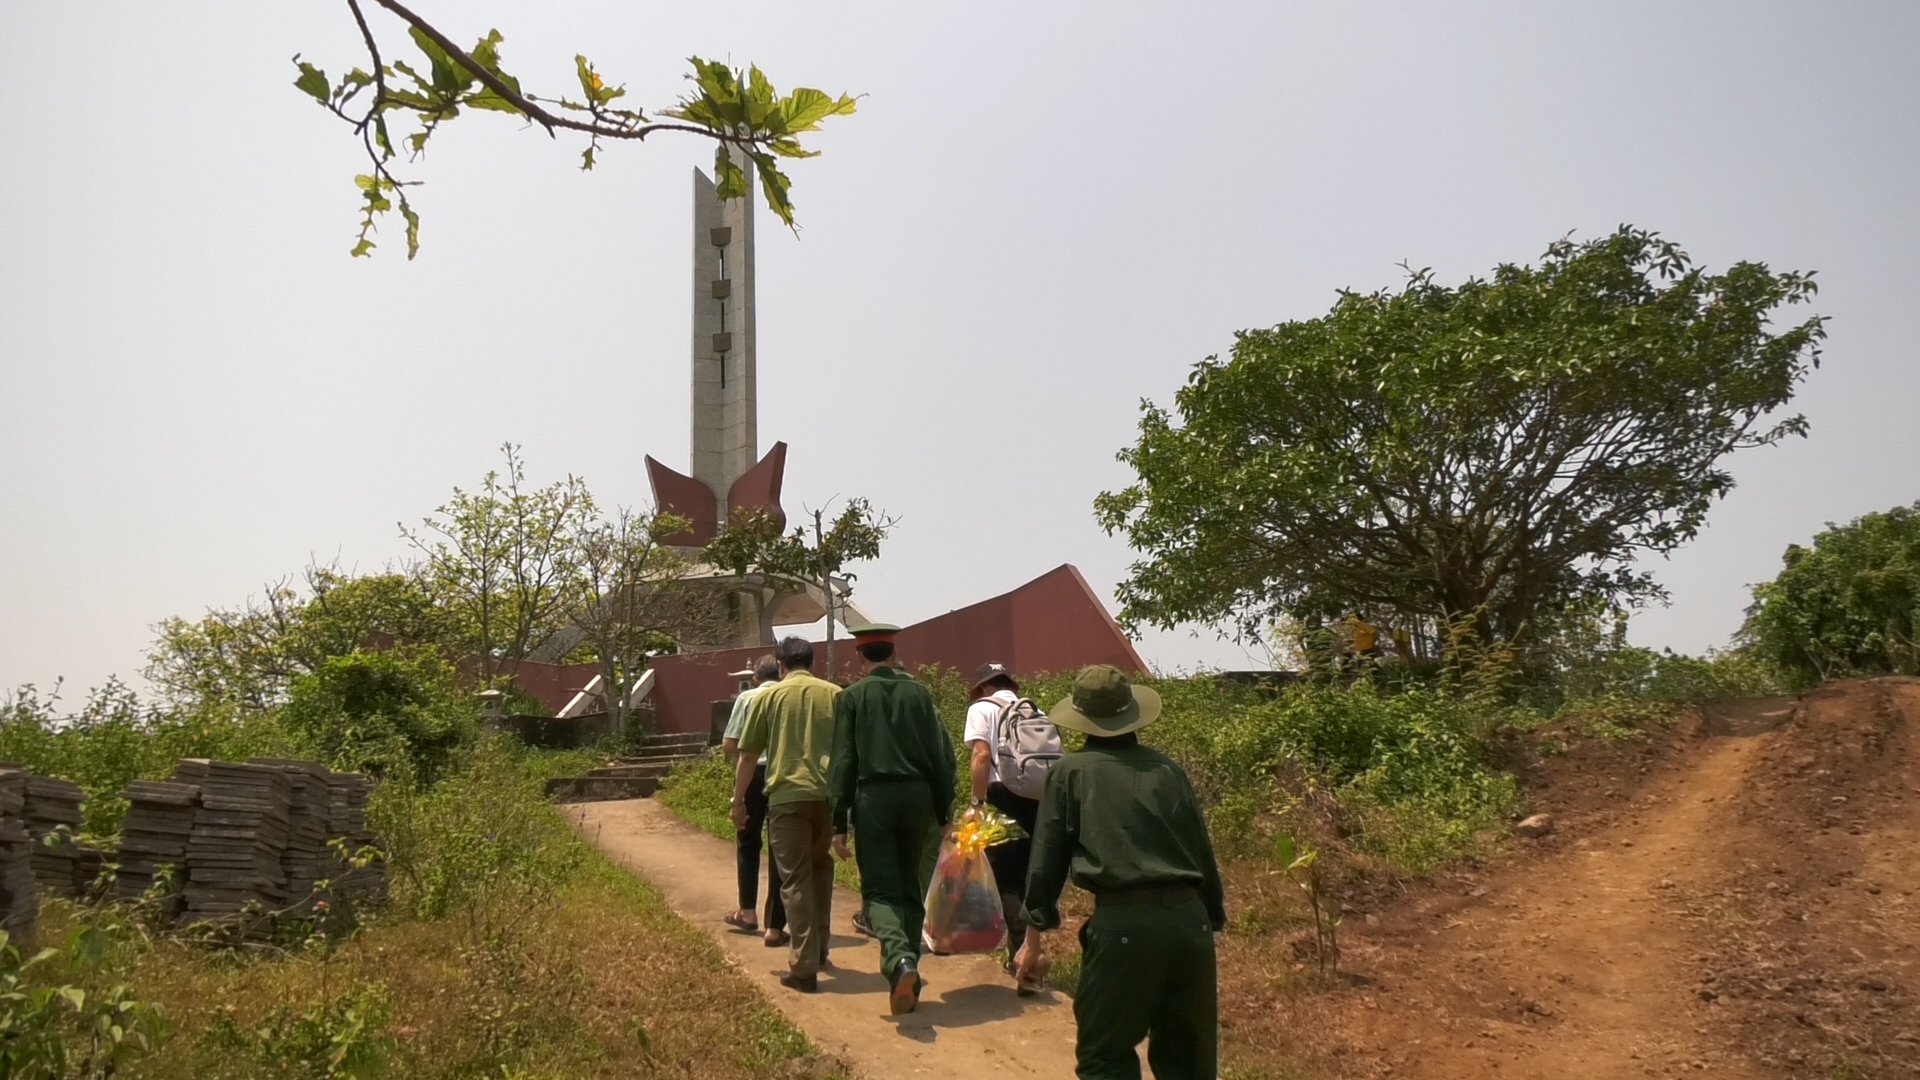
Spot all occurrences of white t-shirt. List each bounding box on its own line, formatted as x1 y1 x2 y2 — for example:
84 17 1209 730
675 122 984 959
963 689 1019 786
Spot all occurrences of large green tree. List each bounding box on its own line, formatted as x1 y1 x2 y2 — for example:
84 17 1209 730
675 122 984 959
296 0 858 257
555 506 731 734
1096 226 1826 650
1745 502 1920 684
400 443 596 680
147 566 444 710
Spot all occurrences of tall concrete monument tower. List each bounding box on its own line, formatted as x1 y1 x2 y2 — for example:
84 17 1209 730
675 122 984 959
646 150 789 553
644 149 802 648
689 154 757 498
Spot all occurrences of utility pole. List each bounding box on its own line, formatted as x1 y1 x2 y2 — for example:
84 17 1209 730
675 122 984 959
813 507 835 676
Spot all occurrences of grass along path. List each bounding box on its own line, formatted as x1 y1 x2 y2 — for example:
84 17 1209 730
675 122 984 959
106 851 836 1079
567 797 1099 1079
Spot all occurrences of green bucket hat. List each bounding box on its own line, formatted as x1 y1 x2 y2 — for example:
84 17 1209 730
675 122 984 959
1049 665 1162 737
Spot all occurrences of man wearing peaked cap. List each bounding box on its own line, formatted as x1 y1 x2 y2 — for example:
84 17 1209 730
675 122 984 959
828 622 956 1015
1018 664 1227 1079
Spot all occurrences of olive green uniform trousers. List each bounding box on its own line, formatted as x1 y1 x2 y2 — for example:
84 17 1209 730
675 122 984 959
1073 890 1219 1080
852 780 941 981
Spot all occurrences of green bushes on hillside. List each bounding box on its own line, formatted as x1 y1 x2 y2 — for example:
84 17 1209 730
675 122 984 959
663 670 1517 878
0 681 292 834
1746 502 1920 685
0 673 835 1079
283 648 474 785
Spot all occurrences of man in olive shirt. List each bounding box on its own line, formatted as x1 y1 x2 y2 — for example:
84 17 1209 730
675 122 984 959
828 622 956 1015
1018 665 1227 1079
732 636 841 993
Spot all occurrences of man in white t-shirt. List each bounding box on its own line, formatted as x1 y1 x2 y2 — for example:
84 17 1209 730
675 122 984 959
962 661 1044 995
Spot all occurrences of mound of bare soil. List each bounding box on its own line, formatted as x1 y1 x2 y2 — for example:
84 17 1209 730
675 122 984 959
1697 678 1920 1077
1234 683 1918 1080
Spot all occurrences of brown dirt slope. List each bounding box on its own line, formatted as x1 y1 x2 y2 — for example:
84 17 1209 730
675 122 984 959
1296 680 1918 1080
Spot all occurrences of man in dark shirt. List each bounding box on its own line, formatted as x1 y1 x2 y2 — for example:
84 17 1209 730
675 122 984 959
828 623 957 1015
1019 665 1227 1080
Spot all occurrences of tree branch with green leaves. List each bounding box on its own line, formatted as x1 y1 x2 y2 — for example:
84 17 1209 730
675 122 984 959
294 0 859 258
704 498 898 669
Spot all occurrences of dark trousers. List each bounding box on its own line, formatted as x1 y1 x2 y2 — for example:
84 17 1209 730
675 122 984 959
854 780 940 981
985 783 1039 956
1074 890 1218 1080
736 765 787 931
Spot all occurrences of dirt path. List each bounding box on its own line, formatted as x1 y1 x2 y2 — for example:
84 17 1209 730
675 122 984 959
1330 688 1918 1079
567 799 1087 1079
1338 725 1775 1078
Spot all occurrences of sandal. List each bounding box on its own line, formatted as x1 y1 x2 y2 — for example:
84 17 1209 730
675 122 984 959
723 911 759 933
763 929 790 947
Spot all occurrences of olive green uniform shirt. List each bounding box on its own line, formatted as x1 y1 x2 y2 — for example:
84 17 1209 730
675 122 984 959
736 670 841 807
828 666 957 834
1022 740 1228 932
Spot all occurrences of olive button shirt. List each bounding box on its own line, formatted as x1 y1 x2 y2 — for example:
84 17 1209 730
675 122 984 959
736 670 841 806
1021 740 1228 932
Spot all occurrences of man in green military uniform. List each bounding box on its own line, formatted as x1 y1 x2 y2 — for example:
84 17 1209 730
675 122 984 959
828 623 956 1015
1017 665 1227 1079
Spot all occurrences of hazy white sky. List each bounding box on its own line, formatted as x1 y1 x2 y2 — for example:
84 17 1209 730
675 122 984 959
3 2 1916 696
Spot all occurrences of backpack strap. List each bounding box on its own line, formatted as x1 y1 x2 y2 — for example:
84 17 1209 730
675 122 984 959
994 696 1022 745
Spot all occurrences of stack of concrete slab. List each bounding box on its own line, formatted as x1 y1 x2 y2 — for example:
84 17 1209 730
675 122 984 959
21 776 84 898
0 769 36 938
323 771 385 907
173 760 291 925
248 759 333 911
113 779 200 907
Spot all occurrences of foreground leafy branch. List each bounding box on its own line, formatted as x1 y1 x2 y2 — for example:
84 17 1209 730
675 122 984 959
294 0 859 258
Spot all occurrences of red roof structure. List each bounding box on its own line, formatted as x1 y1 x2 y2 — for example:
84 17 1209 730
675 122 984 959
642 563 1145 736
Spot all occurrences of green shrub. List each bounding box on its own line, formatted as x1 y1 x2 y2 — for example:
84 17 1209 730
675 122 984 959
1160 683 1515 866
654 751 735 843
1746 502 1920 685
371 737 583 922
0 681 292 834
207 981 395 1079
0 920 169 1079
283 648 473 784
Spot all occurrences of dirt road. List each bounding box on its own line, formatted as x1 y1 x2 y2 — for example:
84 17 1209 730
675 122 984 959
1326 685 1918 1079
567 798 1088 1078
570 682 1918 1079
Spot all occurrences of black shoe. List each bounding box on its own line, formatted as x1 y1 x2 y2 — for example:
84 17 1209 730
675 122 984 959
780 972 819 994
888 961 922 1016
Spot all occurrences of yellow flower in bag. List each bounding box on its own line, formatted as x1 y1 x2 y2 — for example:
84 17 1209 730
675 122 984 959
951 806 1019 855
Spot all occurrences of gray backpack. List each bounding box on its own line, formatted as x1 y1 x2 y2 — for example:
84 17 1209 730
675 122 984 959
994 698 1063 801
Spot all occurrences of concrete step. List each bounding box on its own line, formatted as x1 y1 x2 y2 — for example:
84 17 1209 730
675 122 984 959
612 748 706 763
546 776 659 803
640 732 711 750
620 743 709 762
587 763 674 780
